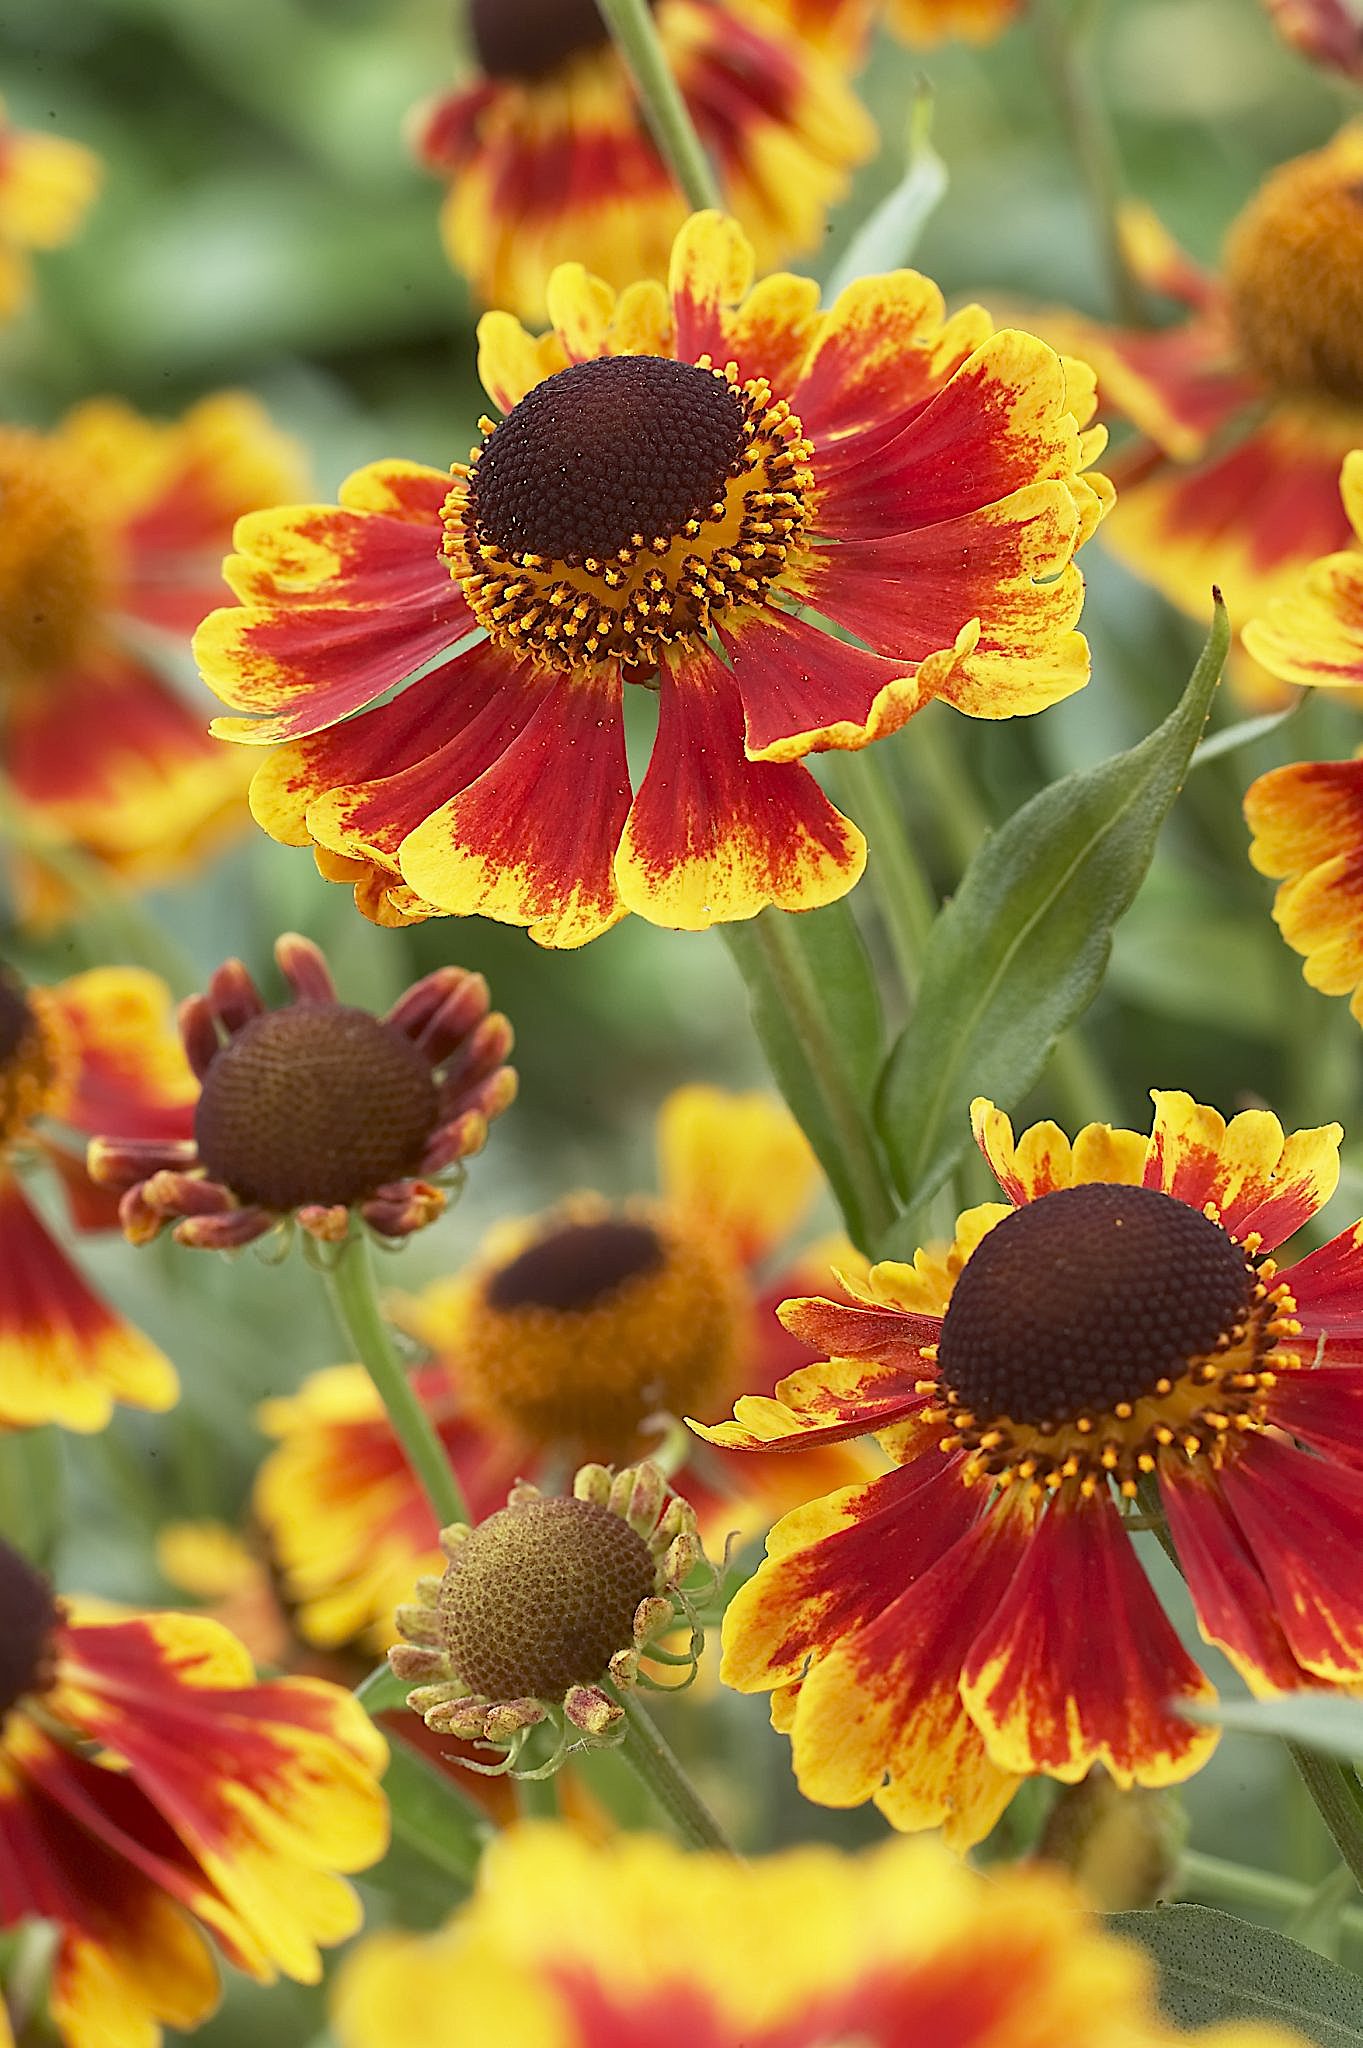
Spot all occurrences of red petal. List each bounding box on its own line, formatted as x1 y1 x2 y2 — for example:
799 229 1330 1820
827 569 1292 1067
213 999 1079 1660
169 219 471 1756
1162 1465 1317 1695
718 611 921 763
1220 1434 1363 1681
1284 1224 1363 1362
961 1488 1217 1785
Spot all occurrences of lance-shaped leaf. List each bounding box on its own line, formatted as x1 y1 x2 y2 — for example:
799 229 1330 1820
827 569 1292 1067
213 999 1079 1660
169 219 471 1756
723 904 892 1255
824 82 947 296
1111 1903 1363 2044
1180 1690 1363 1760
878 598 1228 1213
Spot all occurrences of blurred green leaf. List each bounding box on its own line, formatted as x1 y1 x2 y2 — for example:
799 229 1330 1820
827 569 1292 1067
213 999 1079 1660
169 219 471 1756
1180 1693 1363 1761
1191 702 1301 770
877 600 1228 1211
355 1662 410 1715
1111 1904 1363 2043
722 905 890 1251
825 82 947 296
381 1740 487 1889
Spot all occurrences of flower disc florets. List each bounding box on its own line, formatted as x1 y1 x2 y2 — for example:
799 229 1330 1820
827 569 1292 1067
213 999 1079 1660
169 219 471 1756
469 0 638 79
0 428 108 677
1224 136 1363 400
194 1002 439 1212
390 1461 711 1773
443 355 814 671
0 1538 59 1729
88 934 517 1253
928 1181 1299 1496
444 1194 747 1457
0 969 70 1149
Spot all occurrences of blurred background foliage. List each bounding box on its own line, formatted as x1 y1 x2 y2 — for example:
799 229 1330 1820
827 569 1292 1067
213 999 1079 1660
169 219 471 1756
3 1 1362 2038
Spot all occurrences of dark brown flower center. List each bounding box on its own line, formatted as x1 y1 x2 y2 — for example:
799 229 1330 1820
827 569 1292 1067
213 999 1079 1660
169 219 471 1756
1224 146 1363 400
194 1001 439 1211
487 1218 665 1312
937 1183 1254 1429
0 1539 59 1730
470 357 747 565
469 0 653 81
439 1496 656 1700
0 974 34 1069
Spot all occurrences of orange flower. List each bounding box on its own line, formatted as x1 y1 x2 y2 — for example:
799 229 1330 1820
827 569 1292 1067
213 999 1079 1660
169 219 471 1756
196 212 1109 945
254 1086 873 1650
763 0 1020 54
0 963 194 1432
333 1822 1306 2048
0 1539 388 2048
701 1092 1363 1846
0 395 305 918
410 0 873 320
0 97 99 322
1034 131 1363 666
89 933 516 1253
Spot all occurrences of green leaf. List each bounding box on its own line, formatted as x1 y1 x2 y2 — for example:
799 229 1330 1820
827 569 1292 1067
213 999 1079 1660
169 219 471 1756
1111 1903 1363 2044
876 599 1228 1212
824 82 947 296
1190 699 1300 769
381 1738 488 1888
1180 1691 1363 1760
354 1660 410 1716
722 905 892 1252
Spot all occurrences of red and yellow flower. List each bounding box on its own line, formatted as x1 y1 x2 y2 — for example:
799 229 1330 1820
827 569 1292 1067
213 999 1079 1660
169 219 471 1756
1034 129 1363 677
763 0 1020 57
254 1085 872 1651
698 1091 1363 1847
1242 450 1363 1017
89 932 516 1252
0 1538 389 2048
409 0 873 321
0 962 194 1432
196 212 1109 945
1 394 305 920
0 98 100 323
333 1821 1304 2048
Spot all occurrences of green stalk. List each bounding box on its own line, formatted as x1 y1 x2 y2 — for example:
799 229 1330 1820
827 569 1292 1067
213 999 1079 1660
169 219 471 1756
593 0 721 211
722 910 898 1247
1028 0 1145 325
327 1223 468 1529
617 1691 739 1853
831 749 936 1001
1179 1849 1363 1940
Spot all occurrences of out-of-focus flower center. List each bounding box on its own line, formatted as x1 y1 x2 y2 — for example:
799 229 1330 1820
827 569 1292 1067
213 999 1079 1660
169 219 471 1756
454 1206 747 1454
928 1182 1299 1493
0 972 69 1149
443 355 814 672
0 1538 59 1731
0 429 111 678
1224 143 1363 400
194 1001 439 1212
469 0 652 80
438 1495 657 1700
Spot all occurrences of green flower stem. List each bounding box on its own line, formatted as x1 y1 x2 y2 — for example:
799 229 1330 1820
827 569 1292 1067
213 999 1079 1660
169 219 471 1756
1286 1748 1363 1896
1029 0 1145 325
593 0 721 212
723 910 899 1247
1135 1478 1363 1898
1179 1849 1363 1941
831 749 936 1001
908 710 989 877
617 1691 739 1853
327 1224 469 1530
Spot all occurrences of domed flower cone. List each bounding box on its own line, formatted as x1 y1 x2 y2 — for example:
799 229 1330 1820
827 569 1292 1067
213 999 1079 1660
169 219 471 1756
408 0 874 321
0 1536 389 2048
389 1461 713 1776
252 1087 873 1651
195 210 1109 944
1030 128 1363 690
0 960 196 1431
697 1091 1363 1846
88 933 516 1253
